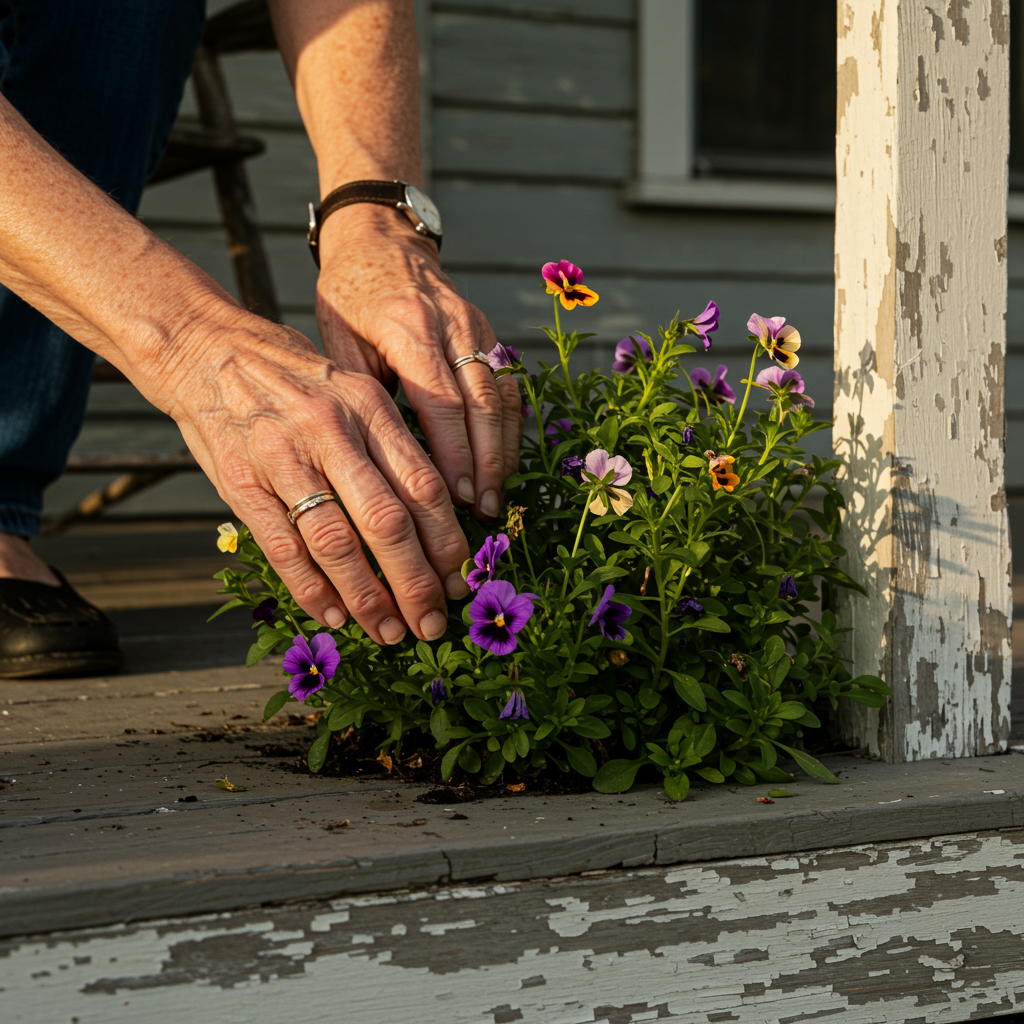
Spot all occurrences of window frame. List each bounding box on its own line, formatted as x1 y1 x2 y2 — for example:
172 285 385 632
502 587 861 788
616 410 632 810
629 0 1024 221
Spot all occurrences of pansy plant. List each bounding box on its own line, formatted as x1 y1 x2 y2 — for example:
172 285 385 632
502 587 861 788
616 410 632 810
215 261 889 797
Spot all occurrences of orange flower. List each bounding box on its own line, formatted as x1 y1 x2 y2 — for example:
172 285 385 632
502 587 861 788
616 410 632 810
541 260 599 310
708 455 739 492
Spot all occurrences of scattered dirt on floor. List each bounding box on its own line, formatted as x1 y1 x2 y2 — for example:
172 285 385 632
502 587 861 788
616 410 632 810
243 725 593 800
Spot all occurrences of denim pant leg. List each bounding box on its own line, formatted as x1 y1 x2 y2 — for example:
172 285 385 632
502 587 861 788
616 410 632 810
0 0 206 537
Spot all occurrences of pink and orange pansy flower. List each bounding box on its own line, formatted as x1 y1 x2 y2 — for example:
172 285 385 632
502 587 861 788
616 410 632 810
708 454 740 492
747 313 801 369
542 260 600 310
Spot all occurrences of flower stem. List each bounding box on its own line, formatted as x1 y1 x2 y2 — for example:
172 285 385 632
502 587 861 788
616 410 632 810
560 502 590 601
726 346 760 449
554 295 579 410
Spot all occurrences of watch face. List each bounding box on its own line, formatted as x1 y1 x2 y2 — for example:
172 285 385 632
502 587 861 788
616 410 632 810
404 184 442 236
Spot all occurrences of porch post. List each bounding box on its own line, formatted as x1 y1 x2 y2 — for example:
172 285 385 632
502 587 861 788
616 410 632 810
833 0 1013 759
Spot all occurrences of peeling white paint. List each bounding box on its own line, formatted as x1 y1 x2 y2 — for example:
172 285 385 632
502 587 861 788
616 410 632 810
1 830 1020 1024
834 0 1013 759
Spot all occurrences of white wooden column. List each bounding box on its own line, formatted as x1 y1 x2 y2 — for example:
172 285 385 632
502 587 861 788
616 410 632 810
833 0 1013 760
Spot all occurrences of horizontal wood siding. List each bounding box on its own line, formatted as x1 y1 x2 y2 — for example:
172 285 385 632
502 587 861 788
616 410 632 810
60 0 1021 523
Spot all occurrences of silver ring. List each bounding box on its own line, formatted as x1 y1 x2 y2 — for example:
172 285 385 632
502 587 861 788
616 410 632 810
451 350 492 372
287 490 335 525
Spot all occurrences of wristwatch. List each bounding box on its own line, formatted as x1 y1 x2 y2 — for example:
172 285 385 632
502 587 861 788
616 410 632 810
307 179 443 267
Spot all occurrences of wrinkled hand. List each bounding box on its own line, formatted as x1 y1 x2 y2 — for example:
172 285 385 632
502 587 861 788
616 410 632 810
315 205 523 520
166 313 470 645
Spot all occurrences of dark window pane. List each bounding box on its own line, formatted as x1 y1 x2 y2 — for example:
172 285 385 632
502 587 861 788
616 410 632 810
696 0 836 179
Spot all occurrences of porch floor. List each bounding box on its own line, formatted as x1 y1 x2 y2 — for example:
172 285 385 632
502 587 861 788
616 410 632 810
1 514 1022 940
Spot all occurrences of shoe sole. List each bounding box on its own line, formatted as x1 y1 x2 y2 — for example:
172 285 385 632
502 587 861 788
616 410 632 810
0 650 124 679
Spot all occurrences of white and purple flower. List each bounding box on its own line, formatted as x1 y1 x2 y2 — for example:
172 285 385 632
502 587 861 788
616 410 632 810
583 449 633 516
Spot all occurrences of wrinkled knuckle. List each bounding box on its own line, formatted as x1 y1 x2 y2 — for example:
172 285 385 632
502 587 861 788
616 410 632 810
404 465 449 509
305 516 360 566
468 383 503 420
433 389 465 419
264 531 307 572
344 584 387 622
400 571 443 606
361 496 414 542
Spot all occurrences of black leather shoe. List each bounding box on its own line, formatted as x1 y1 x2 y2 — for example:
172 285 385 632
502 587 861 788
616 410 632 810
0 570 123 679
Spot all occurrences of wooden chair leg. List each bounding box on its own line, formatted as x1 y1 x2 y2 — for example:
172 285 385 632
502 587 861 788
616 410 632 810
191 44 281 322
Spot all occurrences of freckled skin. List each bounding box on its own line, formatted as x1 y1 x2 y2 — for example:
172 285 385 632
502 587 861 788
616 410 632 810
0 2 524 643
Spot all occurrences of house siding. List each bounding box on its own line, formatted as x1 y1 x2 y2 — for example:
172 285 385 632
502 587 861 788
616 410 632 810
49 0 1022 520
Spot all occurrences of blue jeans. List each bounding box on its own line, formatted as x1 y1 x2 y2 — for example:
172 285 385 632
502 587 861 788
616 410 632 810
0 0 206 536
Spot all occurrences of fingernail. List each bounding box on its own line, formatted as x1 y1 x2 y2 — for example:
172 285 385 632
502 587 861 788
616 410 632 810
481 489 500 518
445 571 469 599
324 606 346 628
457 476 475 504
379 617 408 645
420 609 448 641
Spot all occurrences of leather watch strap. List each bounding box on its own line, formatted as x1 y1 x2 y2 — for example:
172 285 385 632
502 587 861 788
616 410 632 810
307 179 440 267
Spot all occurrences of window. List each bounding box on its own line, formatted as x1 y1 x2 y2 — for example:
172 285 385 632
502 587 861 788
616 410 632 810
631 0 1023 216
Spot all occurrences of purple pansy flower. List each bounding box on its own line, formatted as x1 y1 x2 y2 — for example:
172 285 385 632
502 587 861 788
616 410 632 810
282 633 341 701
545 418 574 445
252 597 278 625
755 366 815 407
499 690 530 721
688 300 720 351
779 575 799 600
430 676 448 705
590 585 631 641
681 425 695 446
561 455 584 482
468 580 538 655
466 533 510 591
691 365 736 405
678 597 704 617
645 484 658 499
612 334 653 374
486 343 519 371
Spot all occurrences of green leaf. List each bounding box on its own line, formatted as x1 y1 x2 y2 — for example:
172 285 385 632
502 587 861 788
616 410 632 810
755 564 785 576
690 723 717 757
415 640 436 668
429 705 451 744
572 716 612 739
207 598 248 622
846 688 886 707
464 698 493 721
246 627 284 668
564 744 597 777
480 750 506 784
307 731 330 773
796 708 822 728
663 774 690 802
774 742 838 783
732 763 757 785
593 759 644 793
768 788 795 798
263 689 291 722
534 721 556 741
694 767 725 784
763 635 787 666
723 690 754 713
690 616 730 633
638 687 660 710
502 736 518 762
681 454 706 468
775 701 808 720
751 765 797 783
652 474 673 495
441 742 467 781
848 674 892 694
458 745 482 773
514 728 530 759
669 671 707 711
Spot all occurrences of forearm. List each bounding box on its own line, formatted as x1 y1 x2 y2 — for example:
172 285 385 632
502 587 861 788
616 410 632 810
268 0 422 195
0 94 251 412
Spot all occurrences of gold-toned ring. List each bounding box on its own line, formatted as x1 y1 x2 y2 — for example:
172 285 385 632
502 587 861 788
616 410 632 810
451 350 492 372
287 490 335 526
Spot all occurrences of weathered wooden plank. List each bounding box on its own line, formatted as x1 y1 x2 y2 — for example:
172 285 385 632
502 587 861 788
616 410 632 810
1 828 1020 1023
833 0 1013 759
140 126 317 226
435 180 836 275
178 52 301 128
433 108 633 180
432 13 633 111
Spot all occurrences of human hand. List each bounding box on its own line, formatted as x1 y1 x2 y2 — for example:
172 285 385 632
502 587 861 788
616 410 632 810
165 312 471 645
314 204 523 520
